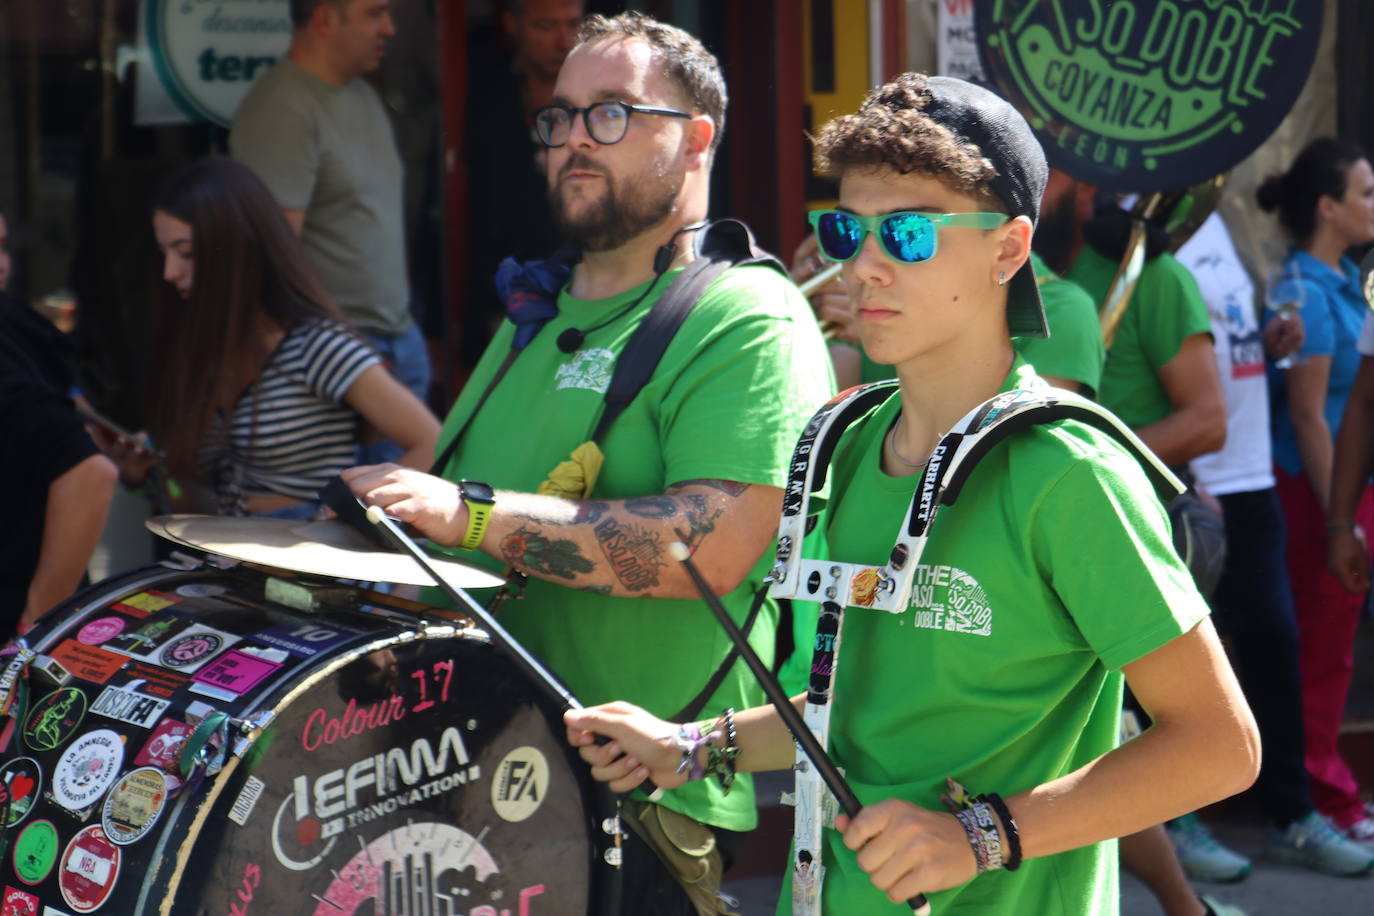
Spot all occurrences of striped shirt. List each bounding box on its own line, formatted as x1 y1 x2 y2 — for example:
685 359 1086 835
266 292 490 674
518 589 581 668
200 319 379 513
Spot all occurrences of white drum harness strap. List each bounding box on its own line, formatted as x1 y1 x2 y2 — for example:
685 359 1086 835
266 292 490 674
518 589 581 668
766 381 1183 914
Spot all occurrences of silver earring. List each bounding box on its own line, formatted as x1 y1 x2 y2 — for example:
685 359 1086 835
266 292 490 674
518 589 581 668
997 271 1008 286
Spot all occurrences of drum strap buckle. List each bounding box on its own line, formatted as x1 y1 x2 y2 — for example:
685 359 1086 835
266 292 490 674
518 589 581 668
179 710 232 780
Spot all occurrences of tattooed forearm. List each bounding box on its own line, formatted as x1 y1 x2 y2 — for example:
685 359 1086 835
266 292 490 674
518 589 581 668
670 479 751 497
624 495 679 519
593 517 666 591
573 500 612 524
499 526 596 580
674 492 725 552
580 584 613 596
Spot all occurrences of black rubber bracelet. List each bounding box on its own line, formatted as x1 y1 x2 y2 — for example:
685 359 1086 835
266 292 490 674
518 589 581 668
984 792 1022 872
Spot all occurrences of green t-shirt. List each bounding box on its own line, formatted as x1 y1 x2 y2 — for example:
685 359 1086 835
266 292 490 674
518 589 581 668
1067 246 1211 429
778 360 1208 916
855 255 1106 396
435 264 835 830
1016 252 1106 396
230 59 410 336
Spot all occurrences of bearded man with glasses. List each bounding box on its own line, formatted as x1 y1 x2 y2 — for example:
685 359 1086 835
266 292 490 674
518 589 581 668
345 11 832 915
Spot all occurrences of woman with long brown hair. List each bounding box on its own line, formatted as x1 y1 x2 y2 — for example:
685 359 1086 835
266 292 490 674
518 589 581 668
109 155 437 517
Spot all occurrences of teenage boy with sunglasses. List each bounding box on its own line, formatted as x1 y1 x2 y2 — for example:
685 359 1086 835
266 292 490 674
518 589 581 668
345 11 832 915
564 74 1259 915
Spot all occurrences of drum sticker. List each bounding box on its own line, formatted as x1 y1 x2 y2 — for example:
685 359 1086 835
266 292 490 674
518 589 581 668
0 649 36 715
491 746 549 823
110 589 180 619
90 686 170 730
102 614 193 657
117 663 190 701
23 688 88 753
192 651 281 697
254 622 364 658
101 767 167 846
157 626 239 673
12 820 59 885
271 726 482 871
42 908 74 916
227 776 266 827
0 759 43 828
2 886 39 916
50 730 124 814
58 826 120 914
133 719 193 772
74 618 125 647
47 643 126 687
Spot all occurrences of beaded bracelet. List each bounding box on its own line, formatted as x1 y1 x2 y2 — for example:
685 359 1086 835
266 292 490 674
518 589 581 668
701 707 740 793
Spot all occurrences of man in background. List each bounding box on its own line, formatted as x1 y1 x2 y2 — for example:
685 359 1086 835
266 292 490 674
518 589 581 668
231 0 428 459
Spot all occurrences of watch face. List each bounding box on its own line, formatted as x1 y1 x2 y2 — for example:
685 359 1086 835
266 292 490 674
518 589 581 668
460 481 495 504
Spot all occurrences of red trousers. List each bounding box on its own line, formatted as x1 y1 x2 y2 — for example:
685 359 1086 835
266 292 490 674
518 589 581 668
1274 465 1373 828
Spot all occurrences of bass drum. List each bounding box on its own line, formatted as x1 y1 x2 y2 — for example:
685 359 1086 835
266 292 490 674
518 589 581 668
0 560 619 915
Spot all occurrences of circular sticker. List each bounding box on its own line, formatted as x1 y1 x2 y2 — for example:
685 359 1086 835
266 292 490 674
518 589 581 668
101 767 167 846
12 819 59 885
52 729 125 812
159 632 224 669
0 758 43 828
76 616 126 646
975 0 1324 191
59 825 121 913
175 583 227 598
490 746 549 823
23 687 88 752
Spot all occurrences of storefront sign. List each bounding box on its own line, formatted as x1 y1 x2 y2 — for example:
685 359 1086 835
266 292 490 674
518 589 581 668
138 0 291 127
976 0 1323 191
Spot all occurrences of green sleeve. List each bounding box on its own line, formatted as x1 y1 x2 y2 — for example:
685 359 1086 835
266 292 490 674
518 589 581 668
657 268 836 487
229 92 318 212
1135 253 1212 372
1031 428 1209 671
1016 274 1106 396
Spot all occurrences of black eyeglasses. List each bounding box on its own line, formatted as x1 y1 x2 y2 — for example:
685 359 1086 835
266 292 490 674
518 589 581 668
533 100 692 148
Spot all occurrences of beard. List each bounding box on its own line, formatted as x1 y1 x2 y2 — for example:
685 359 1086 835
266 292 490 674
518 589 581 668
550 152 681 252
1031 191 1080 275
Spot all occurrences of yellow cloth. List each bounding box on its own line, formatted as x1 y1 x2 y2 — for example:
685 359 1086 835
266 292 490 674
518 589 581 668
537 441 605 500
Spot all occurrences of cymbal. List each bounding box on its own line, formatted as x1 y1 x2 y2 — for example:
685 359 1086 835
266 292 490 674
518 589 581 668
146 515 506 589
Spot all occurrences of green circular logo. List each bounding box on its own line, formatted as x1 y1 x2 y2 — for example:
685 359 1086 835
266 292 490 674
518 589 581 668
13 819 59 885
23 687 88 752
977 0 1323 191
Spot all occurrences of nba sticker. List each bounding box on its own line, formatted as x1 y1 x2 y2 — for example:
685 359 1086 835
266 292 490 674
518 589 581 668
59 826 120 913
192 651 281 696
51 730 125 813
0 758 44 828
101 768 167 846
227 775 265 827
23 688 88 752
491 746 549 823
91 685 171 729
76 618 125 647
134 719 193 772
2 886 39 916
12 820 59 885
157 626 238 672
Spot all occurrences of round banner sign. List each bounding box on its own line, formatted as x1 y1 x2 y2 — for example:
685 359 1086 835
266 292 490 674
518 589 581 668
144 0 292 127
52 729 125 813
976 0 1324 192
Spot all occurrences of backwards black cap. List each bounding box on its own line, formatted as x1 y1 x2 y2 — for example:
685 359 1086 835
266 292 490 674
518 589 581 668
922 76 1049 339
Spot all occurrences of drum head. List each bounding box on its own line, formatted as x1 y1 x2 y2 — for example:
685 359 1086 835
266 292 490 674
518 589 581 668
147 515 505 589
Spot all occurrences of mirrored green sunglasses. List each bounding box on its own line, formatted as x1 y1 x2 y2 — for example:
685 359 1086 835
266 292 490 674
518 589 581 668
808 209 1009 264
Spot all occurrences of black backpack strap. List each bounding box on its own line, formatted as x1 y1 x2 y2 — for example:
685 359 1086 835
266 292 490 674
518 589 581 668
670 583 769 723
591 219 785 443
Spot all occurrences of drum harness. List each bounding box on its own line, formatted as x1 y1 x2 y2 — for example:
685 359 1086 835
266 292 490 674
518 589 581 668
764 380 1181 915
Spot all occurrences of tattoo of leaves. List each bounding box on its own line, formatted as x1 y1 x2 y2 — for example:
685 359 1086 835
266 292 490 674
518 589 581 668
499 526 595 580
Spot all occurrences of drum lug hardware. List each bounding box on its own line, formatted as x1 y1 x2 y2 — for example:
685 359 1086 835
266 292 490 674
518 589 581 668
601 816 627 838
160 550 203 571
230 710 276 757
603 846 624 867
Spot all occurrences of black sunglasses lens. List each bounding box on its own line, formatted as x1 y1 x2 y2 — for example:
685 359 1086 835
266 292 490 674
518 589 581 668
880 213 936 262
817 213 862 261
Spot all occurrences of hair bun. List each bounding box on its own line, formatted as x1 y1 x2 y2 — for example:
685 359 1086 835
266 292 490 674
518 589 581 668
1255 173 1285 212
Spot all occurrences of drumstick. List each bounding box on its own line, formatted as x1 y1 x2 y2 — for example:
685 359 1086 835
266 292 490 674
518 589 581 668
364 505 662 801
668 541 932 916
798 260 844 297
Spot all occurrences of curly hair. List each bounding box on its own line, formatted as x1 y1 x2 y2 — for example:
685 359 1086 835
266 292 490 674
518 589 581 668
576 11 726 151
813 73 999 208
